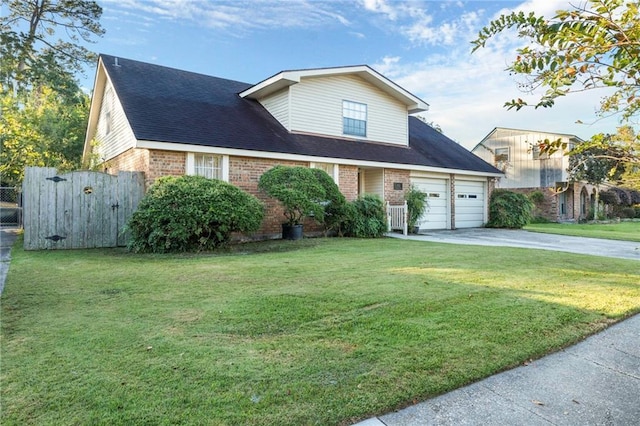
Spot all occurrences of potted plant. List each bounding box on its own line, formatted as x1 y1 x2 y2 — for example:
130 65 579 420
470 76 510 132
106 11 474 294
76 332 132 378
405 185 428 233
258 166 327 240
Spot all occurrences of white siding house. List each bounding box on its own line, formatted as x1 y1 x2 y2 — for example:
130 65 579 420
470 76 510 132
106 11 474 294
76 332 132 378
471 127 595 222
471 128 578 189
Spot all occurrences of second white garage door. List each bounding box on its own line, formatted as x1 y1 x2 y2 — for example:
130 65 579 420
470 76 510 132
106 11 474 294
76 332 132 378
455 180 485 228
413 178 449 230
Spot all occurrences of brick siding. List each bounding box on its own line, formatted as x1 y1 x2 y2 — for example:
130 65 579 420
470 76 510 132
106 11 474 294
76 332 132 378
384 169 410 205
339 165 359 201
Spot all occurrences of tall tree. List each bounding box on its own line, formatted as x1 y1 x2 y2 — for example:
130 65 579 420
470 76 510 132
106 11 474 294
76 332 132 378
1 0 104 95
471 0 639 120
0 0 103 185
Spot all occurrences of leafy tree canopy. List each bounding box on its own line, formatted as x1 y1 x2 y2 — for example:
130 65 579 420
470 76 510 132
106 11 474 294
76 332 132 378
1 0 104 95
471 0 640 121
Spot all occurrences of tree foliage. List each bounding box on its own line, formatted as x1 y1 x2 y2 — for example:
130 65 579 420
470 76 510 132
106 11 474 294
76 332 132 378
0 86 89 185
471 0 640 121
1 0 104 95
0 0 104 185
258 166 327 225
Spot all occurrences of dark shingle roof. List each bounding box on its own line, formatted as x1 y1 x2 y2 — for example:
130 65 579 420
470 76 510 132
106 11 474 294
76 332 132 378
100 54 500 174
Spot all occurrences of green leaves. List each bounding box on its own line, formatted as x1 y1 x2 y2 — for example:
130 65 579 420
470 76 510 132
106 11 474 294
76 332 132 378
471 0 640 121
487 190 534 229
258 166 327 225
128 175 265 253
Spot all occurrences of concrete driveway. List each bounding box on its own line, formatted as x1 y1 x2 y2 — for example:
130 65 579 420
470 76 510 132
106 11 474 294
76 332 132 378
387 228 640 261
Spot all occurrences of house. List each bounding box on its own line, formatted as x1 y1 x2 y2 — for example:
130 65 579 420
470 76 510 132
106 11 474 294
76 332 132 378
84 54 502 237
471 127 597 221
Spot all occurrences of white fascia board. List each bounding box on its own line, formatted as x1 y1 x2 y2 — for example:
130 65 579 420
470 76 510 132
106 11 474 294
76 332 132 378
83 57 107 159
240 65 429 113
239 72 300 99
136 140 503 178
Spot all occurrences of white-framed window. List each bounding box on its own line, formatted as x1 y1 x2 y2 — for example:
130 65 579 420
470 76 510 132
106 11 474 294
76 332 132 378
494 147 509 163
186 153 229 181
343 100 367 137
311 162 339 183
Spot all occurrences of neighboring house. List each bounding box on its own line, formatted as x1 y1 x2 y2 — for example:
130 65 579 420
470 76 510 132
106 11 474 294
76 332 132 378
84 54 502 237
472 127 596 221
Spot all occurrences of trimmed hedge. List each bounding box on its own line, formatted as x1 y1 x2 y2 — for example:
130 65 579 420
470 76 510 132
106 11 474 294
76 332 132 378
127 175 264 253
343 194 387 238
487 189 533 229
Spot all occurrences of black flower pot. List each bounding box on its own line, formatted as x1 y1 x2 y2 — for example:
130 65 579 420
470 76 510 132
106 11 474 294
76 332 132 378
282 223 303 240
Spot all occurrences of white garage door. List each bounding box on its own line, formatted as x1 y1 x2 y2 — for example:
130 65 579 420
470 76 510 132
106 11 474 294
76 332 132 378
413 178 448 230
455 180 485 228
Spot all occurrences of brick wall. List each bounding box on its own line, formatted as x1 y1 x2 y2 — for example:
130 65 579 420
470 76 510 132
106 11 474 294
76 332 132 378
148 150 186 186
339 165 359 201
385 169 410 204
105 148 185 189
105 148 149 176
228 157 318 237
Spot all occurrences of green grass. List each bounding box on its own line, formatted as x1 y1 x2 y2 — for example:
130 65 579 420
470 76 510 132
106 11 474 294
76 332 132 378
2 237 639 425
525 220 640 242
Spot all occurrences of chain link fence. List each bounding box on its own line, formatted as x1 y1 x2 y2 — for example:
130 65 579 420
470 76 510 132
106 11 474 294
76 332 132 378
1 187 22 227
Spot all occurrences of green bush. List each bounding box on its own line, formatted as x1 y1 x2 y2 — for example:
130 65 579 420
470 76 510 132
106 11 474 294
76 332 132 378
310 168 349 235
405 185 428 232
486 189 533 229
619 207 636 219
343 194 387 238
528 190 545 205
258 166 326 225
128 175 264 253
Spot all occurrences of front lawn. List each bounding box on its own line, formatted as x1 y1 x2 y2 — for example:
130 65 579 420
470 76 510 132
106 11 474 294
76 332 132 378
2 238 639 425
525 220 640 242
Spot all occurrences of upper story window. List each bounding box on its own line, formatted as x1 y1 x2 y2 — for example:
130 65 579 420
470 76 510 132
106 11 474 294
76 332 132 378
343 100 367 137
494 147 509 164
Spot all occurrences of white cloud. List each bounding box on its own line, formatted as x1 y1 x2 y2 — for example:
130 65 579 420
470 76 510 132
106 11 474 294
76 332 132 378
104 0 352 32
372 0 623 148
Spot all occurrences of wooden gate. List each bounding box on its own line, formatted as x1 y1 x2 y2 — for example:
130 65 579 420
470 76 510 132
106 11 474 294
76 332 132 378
23 167 145 250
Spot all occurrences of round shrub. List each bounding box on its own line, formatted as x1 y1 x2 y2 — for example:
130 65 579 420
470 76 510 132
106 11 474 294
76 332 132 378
487 189 533 229
343 194 387 238
128 175 264 253
310 168 349 234
258 166 326 225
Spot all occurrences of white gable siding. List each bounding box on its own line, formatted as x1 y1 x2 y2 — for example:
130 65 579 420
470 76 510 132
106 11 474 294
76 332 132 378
473 130 570 189
289 75 408 146
259 88 290 130
93 78 137 161
362 169 384 197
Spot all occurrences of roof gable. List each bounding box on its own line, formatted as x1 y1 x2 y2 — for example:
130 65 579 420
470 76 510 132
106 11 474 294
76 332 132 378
240 65 429 114
87 54 501 176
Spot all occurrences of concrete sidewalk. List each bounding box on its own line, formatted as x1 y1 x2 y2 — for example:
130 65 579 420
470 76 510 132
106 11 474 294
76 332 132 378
0 227 20 296
355 314 640 425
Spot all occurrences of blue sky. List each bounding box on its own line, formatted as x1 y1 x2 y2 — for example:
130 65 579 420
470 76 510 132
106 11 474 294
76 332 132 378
81 0 623 148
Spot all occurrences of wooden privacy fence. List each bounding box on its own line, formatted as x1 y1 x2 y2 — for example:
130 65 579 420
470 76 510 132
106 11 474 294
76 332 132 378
23 167 145 250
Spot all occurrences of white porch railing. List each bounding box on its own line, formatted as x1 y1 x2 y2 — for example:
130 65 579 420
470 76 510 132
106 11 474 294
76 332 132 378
386 201 408 235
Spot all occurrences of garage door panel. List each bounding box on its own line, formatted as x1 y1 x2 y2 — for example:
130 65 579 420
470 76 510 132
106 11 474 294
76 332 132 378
413 178 448 230
455 180 485 228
